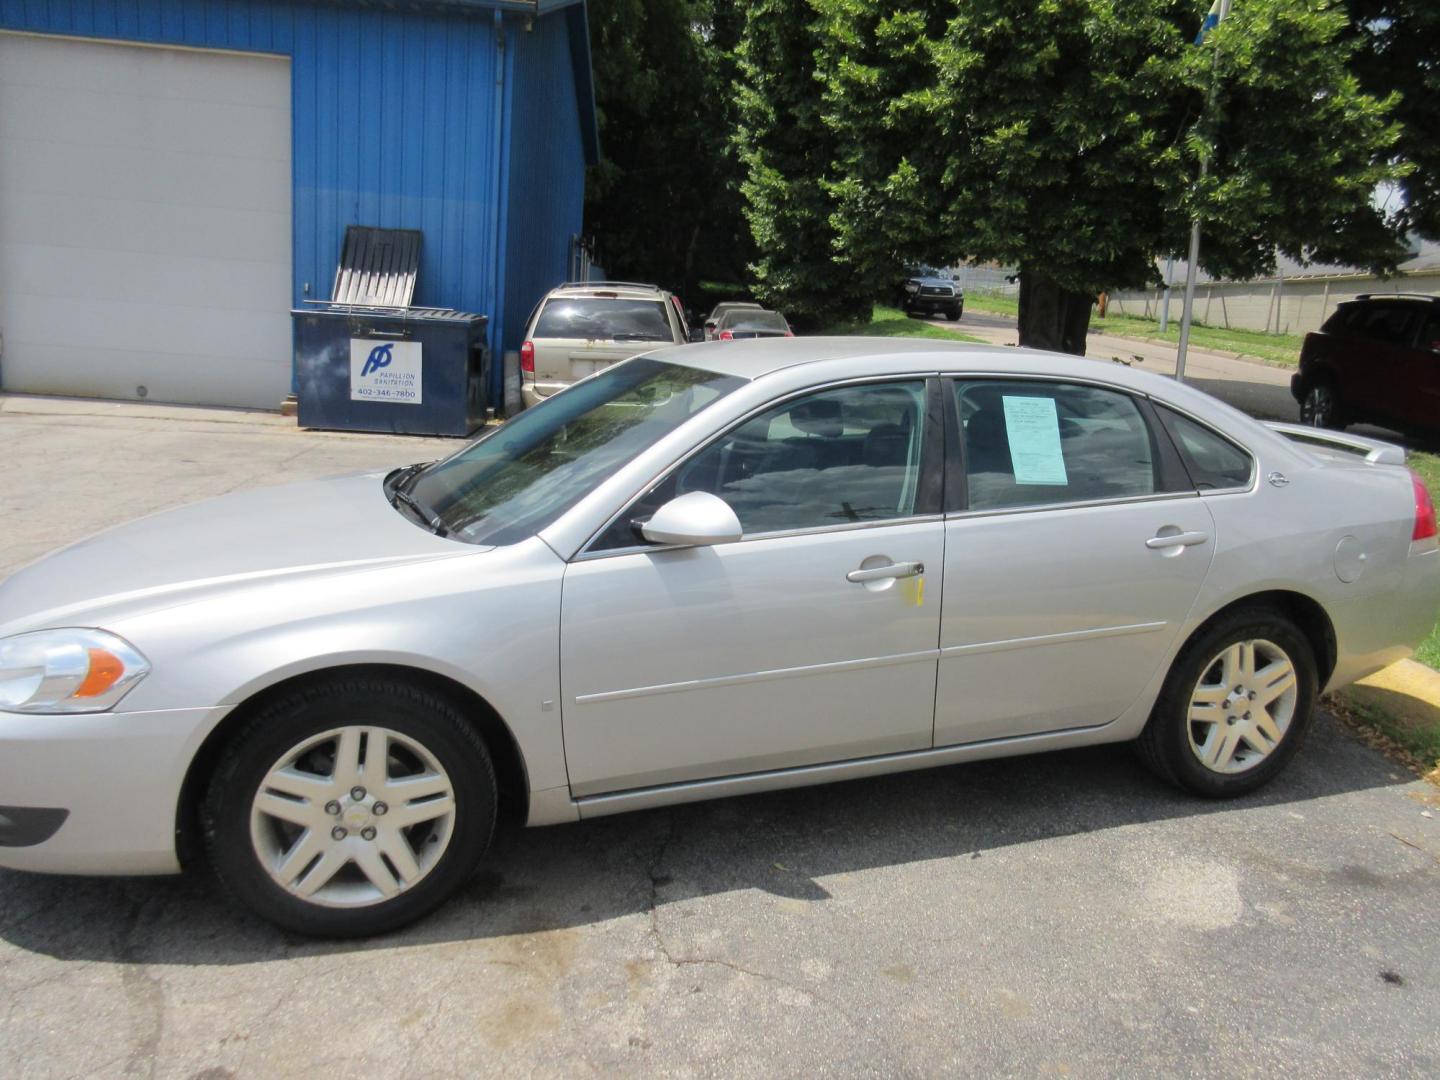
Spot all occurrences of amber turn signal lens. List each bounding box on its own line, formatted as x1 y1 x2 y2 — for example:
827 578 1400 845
73 648 127 698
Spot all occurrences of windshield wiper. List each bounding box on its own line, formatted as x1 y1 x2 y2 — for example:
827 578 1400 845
389 461 427 494
391 486 450 537
386 463 448 537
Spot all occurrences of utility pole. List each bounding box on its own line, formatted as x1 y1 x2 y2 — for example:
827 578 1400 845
1159 254 1175 333
1175 0 1232 384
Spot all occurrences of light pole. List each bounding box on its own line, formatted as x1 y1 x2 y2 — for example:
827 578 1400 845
1174 0 1232 384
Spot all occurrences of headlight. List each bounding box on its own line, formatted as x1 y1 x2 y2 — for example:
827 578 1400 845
0 629 150 714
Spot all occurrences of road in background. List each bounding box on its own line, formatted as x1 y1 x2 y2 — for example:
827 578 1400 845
933 310 1300 422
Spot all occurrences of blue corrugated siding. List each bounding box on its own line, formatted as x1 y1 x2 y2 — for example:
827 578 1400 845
0 0 544 380
500 9 585 355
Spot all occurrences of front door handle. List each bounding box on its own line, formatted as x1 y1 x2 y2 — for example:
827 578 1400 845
847 560 924 583
1146 530 1209 550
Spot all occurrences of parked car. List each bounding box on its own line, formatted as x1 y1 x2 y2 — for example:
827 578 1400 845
3 338 1437 937
714 308 793 340
904 277 964 321
1291 293 1440 434
703 301 762 340
519 282 691 408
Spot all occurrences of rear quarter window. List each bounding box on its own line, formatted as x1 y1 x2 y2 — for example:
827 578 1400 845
1155 406 1254 491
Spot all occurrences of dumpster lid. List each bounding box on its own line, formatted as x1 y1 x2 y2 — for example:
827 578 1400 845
330 226 422 308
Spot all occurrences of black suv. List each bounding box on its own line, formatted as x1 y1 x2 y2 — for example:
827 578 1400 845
1291 294 1440 434
903 276 964 321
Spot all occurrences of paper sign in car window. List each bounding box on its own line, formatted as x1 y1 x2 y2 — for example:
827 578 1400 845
1002 395 1068 485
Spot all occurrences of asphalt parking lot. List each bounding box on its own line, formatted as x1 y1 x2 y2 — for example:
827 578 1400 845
3 394 1440 1077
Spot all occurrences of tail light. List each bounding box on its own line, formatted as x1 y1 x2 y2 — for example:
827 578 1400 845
719 330 734 341
1412 471 1437 541
520 340 535 374
784 330 794 337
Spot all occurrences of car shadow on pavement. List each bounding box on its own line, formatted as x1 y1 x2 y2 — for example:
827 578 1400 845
0 711 1415 966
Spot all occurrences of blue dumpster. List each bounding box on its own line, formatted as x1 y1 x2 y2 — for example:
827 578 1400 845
294 227 490 437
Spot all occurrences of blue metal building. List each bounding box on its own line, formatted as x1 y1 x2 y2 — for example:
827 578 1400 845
0 0 597 409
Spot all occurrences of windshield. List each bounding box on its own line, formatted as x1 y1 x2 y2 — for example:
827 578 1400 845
533 298 673 342
406 358 745 545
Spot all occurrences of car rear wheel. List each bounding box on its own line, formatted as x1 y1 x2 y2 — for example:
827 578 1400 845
1300 379 1346 430
203 676 496 937
1137 608 1317 797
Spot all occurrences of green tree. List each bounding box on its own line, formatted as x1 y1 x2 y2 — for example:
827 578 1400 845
803 0 1408 352
1342 0 1440 239
583 0 748 302
733 0 873 328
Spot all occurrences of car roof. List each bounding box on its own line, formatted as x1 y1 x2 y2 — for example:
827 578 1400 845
709 301 762 313
646 335 1219 399
548 282 669 300
1343 293 1438 306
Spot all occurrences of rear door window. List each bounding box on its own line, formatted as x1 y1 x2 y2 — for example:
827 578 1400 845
534 298 673 342
954 380 1159 511
1350 303 1422 346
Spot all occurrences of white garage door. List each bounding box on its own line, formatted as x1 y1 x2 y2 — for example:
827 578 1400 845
0 33 292 409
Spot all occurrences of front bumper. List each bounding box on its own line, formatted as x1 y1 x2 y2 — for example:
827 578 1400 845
0 705 220 875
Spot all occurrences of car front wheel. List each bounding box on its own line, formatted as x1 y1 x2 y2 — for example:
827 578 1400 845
203 676 496 937
1137 608 1317 797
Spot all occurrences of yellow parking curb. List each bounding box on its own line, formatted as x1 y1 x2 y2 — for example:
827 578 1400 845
1342 659 1440 762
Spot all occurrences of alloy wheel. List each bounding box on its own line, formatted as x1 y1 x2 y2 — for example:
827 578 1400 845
1302 385 1335 427
248 725 456 907
1186 638 1298 774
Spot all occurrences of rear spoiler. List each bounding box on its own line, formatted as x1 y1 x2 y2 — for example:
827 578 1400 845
1264 422 1407 466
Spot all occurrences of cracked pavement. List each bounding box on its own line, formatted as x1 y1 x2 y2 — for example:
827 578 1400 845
2 396 1440 1077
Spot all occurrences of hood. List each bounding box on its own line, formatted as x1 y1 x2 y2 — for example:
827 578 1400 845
0 473 475 635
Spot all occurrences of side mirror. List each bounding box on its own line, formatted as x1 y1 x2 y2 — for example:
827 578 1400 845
688 328 706 343
640 492 743 547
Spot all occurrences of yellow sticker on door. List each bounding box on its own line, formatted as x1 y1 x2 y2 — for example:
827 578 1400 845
904 575 925 606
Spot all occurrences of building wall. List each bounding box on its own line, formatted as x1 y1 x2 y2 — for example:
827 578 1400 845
500 9 585 355
1110 271 1440 336
0 0 507 344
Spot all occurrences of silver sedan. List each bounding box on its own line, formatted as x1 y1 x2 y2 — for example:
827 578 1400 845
2 338 1437 936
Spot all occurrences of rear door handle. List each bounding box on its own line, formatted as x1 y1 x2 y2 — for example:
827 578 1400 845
1146 530 1209 550
847 560 924 583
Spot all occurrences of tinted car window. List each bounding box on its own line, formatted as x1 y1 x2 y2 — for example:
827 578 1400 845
1154 407 1254 490
534 299 672 342
592 381 929 547
1419 311 1440 352
409 358 743 546
956 381 1157 511
1348 303 1421 346
707 303 760 323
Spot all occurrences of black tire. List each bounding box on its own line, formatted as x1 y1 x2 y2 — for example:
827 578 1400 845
1299 376 1347 430
946 309 961 322
1136 607 1318 798
203 676 496 937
